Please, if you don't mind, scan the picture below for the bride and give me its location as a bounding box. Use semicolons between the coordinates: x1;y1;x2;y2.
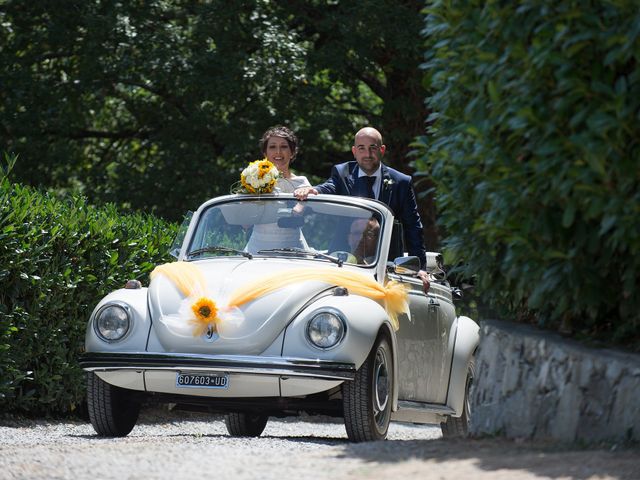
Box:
245;126;311;254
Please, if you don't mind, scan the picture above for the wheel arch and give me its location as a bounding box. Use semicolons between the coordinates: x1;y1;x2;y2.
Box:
446;316;480;416
373;322;400;413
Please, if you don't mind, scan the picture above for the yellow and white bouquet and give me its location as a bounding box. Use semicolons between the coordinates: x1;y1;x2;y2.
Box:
235;158;279;194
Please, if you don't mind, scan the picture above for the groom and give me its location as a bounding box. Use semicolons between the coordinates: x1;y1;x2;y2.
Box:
294;127;430;290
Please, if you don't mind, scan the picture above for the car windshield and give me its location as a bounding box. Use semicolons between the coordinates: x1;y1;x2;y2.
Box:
185;196;383;266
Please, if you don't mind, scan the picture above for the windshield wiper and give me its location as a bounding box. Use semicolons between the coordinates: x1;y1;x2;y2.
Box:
257;247;343;267
187;246;253;259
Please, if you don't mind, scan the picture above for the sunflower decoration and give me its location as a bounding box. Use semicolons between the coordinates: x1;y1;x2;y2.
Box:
189;297;219;337
233;158;279;194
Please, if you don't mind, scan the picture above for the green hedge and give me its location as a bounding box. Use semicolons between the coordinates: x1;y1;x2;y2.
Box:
0;161;178;414
418;2;639;348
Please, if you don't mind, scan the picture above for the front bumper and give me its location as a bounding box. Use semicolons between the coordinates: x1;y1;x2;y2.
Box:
80;351;355;380
81;351;355;398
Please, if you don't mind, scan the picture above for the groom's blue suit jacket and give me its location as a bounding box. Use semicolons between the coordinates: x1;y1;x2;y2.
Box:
315;161;427;269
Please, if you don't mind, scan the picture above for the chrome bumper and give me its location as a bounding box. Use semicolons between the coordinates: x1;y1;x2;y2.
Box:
80;351;356;381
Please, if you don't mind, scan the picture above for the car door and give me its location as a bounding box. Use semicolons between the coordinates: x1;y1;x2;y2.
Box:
392;274;455;404
423;282;456;403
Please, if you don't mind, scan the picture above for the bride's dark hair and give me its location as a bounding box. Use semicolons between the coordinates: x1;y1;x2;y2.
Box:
260;126;298;162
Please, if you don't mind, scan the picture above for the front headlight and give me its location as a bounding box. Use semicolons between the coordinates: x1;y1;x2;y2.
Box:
306;310;346;349
93;303;131;342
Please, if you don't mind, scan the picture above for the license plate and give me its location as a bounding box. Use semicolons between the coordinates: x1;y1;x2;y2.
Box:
176;373;229;389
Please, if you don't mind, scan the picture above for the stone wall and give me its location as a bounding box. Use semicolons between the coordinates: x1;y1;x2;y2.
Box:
470;319;640;443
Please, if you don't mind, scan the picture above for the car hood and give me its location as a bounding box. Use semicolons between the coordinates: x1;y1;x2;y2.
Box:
147;259;353;355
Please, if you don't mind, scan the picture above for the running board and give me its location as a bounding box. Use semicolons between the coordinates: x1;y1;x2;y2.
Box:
391;400;455;424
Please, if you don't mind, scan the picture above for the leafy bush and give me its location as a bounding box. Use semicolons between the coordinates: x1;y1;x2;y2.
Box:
417;2;639;348
0;157;178;414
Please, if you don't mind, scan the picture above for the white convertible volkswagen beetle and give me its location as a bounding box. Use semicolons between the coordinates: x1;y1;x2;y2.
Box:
80;193;479;442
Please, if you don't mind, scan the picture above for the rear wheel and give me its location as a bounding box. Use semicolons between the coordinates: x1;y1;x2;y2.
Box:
224;413;269;437
86;373;140;437
343;334;393;442
441;356;475;438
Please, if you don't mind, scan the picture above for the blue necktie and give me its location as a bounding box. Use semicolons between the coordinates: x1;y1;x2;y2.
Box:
361;176;375;199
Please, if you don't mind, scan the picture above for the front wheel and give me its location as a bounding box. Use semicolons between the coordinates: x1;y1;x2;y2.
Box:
441;356;475;438
224;413;269;437
343;334;393;442
86;373;140;437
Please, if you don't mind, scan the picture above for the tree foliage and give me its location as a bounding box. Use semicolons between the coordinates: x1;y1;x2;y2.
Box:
0;0;430;233
418;1;640;348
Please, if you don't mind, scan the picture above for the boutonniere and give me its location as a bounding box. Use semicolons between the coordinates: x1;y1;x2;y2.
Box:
383;178;395;190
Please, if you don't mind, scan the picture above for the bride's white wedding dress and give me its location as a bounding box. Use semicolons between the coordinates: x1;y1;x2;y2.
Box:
244;175;311;254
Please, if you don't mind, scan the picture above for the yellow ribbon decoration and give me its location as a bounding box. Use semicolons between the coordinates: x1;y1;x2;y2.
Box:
151;262;207;297
151;263;410;331
227;268;408;330
151;262;216;336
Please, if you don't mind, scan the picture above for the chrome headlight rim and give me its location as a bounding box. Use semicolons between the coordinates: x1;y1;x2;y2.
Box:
305;308;347;351
92;301;132;343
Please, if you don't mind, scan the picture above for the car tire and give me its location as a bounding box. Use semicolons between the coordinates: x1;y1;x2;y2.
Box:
343;334;393;442
86;372;140;437
224;413;269;437
441;356;475;438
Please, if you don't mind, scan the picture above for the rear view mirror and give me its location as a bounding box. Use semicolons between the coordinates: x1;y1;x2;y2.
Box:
277;216;305;228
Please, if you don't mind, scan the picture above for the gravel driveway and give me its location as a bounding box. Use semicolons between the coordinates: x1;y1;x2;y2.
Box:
1;408;638;480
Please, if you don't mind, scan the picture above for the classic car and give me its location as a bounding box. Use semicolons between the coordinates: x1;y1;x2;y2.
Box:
79;193;479;442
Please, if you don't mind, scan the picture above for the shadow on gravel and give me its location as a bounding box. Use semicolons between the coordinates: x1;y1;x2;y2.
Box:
69;410;350;445
69;431;347;445
48;408;640;480
261;434;348;445
338;436;640;480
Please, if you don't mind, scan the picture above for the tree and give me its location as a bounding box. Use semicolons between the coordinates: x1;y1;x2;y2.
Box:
418;1;640;348
285;1;437;246
0;0;434;244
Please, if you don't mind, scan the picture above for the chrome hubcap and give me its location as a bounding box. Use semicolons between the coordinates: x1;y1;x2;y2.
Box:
373;348;390;426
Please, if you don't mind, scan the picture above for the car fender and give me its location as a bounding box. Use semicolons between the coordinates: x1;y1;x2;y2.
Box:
84;288;151;352
282;294;394;370
446;315;480;416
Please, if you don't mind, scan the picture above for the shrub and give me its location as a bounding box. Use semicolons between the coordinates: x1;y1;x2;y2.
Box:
417;2;640;348
0;158;178;414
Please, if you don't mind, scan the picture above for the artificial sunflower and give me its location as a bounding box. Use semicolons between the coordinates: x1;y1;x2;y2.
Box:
257;159;272;178
190;297;219;336
240;176;257;193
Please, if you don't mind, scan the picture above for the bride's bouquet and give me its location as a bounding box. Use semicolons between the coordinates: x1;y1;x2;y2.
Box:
232;158;280;194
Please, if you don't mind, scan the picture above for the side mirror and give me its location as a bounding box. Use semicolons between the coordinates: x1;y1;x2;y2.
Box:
390;256;421;275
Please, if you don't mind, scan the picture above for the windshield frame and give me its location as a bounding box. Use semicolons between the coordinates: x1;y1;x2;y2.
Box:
177;194;394;269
